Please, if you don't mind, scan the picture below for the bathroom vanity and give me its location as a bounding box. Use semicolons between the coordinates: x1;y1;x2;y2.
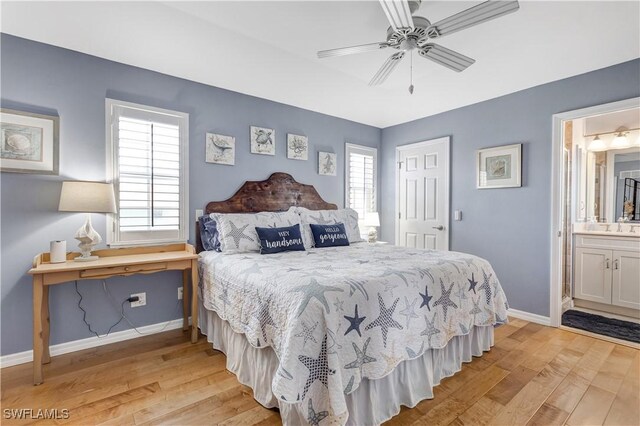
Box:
573;227;640;314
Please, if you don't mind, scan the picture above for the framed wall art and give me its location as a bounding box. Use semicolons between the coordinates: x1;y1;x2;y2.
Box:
0;108;59;174
250;126;275;155
318;151;337;176
287;134;308;160
477;143;522;189
206;133;235;165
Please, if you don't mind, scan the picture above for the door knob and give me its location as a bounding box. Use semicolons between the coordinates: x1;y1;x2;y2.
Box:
432;225;444;231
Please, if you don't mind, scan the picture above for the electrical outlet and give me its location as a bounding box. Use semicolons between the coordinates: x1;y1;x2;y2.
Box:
195;209;203;222
177;287;183;300
130;292;146;308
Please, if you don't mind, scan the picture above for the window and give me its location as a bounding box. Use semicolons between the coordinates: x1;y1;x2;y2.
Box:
106;99;189;246
345;143;377;228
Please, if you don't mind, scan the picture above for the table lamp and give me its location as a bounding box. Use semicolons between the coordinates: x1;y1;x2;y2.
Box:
58;181;116;262
363;212;380;243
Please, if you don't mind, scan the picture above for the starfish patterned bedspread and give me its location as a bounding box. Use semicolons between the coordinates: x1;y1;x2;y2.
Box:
199;243;509;425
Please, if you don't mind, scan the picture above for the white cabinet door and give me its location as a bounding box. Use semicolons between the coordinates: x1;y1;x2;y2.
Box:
574;247;612;304
612;250;640;310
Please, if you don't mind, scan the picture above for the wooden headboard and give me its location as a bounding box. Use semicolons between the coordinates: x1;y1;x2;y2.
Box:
196;172;337;252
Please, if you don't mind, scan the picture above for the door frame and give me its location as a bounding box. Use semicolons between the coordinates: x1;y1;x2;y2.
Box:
549;97;639;327
395;136;451;250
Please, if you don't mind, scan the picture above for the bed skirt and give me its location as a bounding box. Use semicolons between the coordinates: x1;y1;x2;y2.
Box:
198;303;495;425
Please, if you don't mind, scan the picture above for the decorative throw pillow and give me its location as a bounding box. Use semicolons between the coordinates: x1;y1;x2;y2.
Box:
198;214;221;251
255;224;305;254
217;208;300;254
296;207;364;248
310;223;350;247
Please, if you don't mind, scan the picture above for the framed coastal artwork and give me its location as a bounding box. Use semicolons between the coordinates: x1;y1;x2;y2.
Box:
250;126;275;155
318;152;337;176
287;134;308;160
476;143;522;189
206;133;235;165
0;109;59;174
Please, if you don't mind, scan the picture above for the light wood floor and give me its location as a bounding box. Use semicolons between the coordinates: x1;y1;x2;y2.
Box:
1;318;638;425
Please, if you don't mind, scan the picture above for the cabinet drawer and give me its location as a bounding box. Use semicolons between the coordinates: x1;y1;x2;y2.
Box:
80;262;168;278
575;235;640;251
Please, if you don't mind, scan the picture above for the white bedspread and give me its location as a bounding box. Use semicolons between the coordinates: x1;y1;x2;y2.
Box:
199;244;508;425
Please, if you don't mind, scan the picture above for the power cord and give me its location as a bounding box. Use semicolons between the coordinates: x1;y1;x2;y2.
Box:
101;280;182;336
74;280;182;338
74;280;129;338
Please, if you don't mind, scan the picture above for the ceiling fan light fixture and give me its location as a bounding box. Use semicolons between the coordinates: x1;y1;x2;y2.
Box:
588;135;608;152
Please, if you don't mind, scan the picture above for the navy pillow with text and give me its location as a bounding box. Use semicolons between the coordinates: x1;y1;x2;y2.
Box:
310;223;350;248
255;224;305;254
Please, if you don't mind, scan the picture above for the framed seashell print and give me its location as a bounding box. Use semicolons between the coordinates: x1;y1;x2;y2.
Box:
0;108;59;174
476;143;522;189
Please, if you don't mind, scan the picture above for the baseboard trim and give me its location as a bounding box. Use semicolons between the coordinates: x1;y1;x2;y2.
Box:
0;317;191;368
508;308;551;326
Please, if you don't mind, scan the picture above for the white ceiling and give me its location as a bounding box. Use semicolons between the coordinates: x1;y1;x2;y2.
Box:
1;1;639;128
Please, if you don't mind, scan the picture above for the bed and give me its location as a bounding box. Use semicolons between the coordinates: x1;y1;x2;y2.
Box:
196;173;509;425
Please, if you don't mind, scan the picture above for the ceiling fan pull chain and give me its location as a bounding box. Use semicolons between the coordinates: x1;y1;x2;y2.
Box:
409;51;415;94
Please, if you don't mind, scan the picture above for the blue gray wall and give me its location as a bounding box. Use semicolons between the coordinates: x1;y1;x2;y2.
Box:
2;32;639;356
0;34;381;356
380;59;640;317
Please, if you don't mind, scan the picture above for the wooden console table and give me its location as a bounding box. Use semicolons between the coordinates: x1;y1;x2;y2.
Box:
28;243;199;385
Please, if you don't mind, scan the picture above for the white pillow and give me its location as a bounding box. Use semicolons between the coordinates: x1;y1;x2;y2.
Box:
217;208;300;254
296;207;364;248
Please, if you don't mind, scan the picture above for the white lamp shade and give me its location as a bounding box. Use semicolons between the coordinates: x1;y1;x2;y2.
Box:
363;212;380;227
587;135;607;152
59;181;117;213
610;133;630;149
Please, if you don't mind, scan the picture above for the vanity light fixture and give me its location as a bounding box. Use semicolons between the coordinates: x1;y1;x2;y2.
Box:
587;135;607;152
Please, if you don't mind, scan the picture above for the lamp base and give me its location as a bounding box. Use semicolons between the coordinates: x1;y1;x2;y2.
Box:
74;214;102;262
74;255;99;262
367;227;378;243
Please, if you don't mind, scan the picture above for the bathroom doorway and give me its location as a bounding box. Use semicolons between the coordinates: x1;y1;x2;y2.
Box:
550;98;640;343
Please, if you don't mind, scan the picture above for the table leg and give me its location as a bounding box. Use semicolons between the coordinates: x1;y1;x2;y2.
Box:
42;285;51;364
182;270;189;331
190;259;199;343
33;275;44;385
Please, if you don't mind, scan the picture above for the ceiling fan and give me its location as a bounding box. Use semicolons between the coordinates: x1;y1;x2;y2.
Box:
317;0;519;93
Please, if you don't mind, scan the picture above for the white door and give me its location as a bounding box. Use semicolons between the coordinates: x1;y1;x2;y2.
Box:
574;247;612;304
612;250;640;310
396;137;449;250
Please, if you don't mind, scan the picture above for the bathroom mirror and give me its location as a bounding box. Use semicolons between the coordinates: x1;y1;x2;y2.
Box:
571;107;640;223
578;146;640;222
612;150;640;221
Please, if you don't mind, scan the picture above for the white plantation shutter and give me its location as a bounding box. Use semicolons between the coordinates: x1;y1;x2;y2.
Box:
345;144;377;227
106;99;189;246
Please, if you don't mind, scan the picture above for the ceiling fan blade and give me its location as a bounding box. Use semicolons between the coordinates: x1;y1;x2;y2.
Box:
426;1;519;39
369;51;405;86
379;0;415;31
317;42;389;59
419;44;475;72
